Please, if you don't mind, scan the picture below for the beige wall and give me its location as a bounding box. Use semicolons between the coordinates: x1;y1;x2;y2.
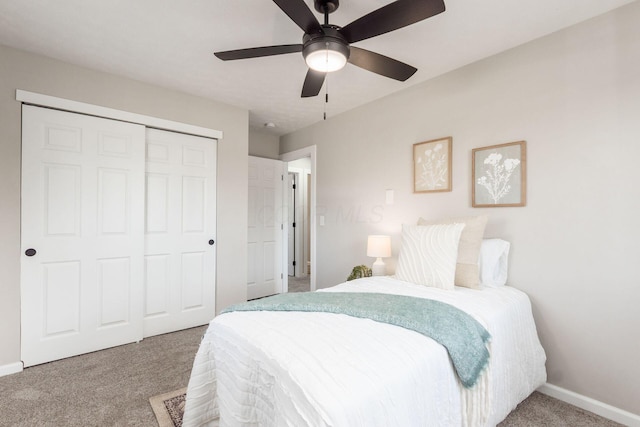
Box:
0;44;248;368
249;128;280;159
281;3;640;416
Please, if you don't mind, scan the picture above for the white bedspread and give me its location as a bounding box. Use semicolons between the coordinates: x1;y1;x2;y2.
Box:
183;277;546;427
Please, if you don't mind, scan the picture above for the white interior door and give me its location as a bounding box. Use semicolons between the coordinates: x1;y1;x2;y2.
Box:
286;160;311;278
144;129;217;337
248;156;285;300
288;173;296;277
21;105;145;367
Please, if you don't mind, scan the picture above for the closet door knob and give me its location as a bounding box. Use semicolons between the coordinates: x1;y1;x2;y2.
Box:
208;239;215;246
25;248;37;257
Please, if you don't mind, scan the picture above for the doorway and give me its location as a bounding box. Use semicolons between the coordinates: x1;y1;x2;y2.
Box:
281;146;317;292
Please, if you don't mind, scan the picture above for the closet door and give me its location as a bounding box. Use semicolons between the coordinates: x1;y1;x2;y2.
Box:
144;129;217;337
21;105;146;367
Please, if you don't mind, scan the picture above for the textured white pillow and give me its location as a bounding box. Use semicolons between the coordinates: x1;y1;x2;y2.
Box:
418;215;488;289
395;223;466;290
478;239;510;287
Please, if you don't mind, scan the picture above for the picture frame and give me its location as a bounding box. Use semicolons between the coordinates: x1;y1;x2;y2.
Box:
413;137;452;193
472;141;526;207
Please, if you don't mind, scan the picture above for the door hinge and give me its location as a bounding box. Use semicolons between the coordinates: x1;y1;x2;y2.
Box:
281;174;284;181
281;273;283;279
293;261;297;266
292;222;296;228
293;183;296;189
281;224;283;230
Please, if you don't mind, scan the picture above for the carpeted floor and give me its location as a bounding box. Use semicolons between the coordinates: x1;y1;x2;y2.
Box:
0;325;207;426
289;274;310;292
499;392;623;426
0;325;624;427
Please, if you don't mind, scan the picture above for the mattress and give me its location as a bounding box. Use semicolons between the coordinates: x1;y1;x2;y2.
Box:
183;276;547;426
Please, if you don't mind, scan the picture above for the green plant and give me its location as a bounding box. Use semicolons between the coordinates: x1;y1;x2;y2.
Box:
347;265;372;281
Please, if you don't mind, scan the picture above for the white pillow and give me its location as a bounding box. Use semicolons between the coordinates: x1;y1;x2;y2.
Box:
478;239;510;287
418;215;488;289
395;223;466;290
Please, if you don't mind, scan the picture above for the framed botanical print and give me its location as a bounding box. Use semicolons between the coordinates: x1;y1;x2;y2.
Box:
413;137;452;193
472;141;526;207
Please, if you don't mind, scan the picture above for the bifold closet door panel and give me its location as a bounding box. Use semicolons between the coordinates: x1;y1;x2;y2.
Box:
21;105;146;367
143;128;217;337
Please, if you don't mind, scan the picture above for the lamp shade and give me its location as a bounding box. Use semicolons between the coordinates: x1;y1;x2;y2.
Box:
367;235;391;258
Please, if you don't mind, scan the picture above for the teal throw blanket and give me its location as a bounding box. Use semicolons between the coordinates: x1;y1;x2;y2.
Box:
222;292;490;388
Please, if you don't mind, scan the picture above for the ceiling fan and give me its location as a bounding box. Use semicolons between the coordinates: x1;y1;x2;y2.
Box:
214;0;446;98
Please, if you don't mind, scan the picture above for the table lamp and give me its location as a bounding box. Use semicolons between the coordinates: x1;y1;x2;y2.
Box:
367;235;391;276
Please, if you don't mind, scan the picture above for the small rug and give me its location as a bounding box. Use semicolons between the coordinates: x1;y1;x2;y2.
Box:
149;388;187;427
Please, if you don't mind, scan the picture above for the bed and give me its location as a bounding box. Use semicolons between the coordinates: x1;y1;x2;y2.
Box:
183;277;546;426
183;220;547;426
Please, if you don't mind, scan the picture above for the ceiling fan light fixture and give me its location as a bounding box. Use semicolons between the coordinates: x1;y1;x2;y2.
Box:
214;0;445;97
303;39;349;73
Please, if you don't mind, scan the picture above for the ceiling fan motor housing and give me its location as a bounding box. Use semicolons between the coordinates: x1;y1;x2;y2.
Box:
302;25;350;63
314;0;339;14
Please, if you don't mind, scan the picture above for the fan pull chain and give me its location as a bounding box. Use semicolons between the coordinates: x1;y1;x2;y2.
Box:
323;42;329;120
324;74;329;120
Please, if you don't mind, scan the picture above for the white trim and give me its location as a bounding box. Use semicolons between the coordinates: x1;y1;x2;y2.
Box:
287;167;308;278
280;145;317;292
282;171;297;280
537;383;640;427
16;90;223;140
0;362;23;377
280;161;289;294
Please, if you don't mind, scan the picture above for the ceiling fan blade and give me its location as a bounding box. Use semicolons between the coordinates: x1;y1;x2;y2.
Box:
348;46;417;81
340;0;445;44
214;44;303;61
273;0;322;34
301;69;326;98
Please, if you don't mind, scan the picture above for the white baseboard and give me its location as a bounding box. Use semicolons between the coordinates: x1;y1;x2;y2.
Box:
538;383;640;427
0;362;23;377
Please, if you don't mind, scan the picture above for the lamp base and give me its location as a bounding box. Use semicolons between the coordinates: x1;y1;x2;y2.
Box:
371;258;386;276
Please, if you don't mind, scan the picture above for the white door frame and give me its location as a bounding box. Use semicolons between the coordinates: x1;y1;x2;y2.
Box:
287;168;309;277
280;146;317;292
16;90;222;139
287;171;298;277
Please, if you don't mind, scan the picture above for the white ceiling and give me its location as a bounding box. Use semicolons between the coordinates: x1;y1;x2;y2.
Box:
0;0;635;135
